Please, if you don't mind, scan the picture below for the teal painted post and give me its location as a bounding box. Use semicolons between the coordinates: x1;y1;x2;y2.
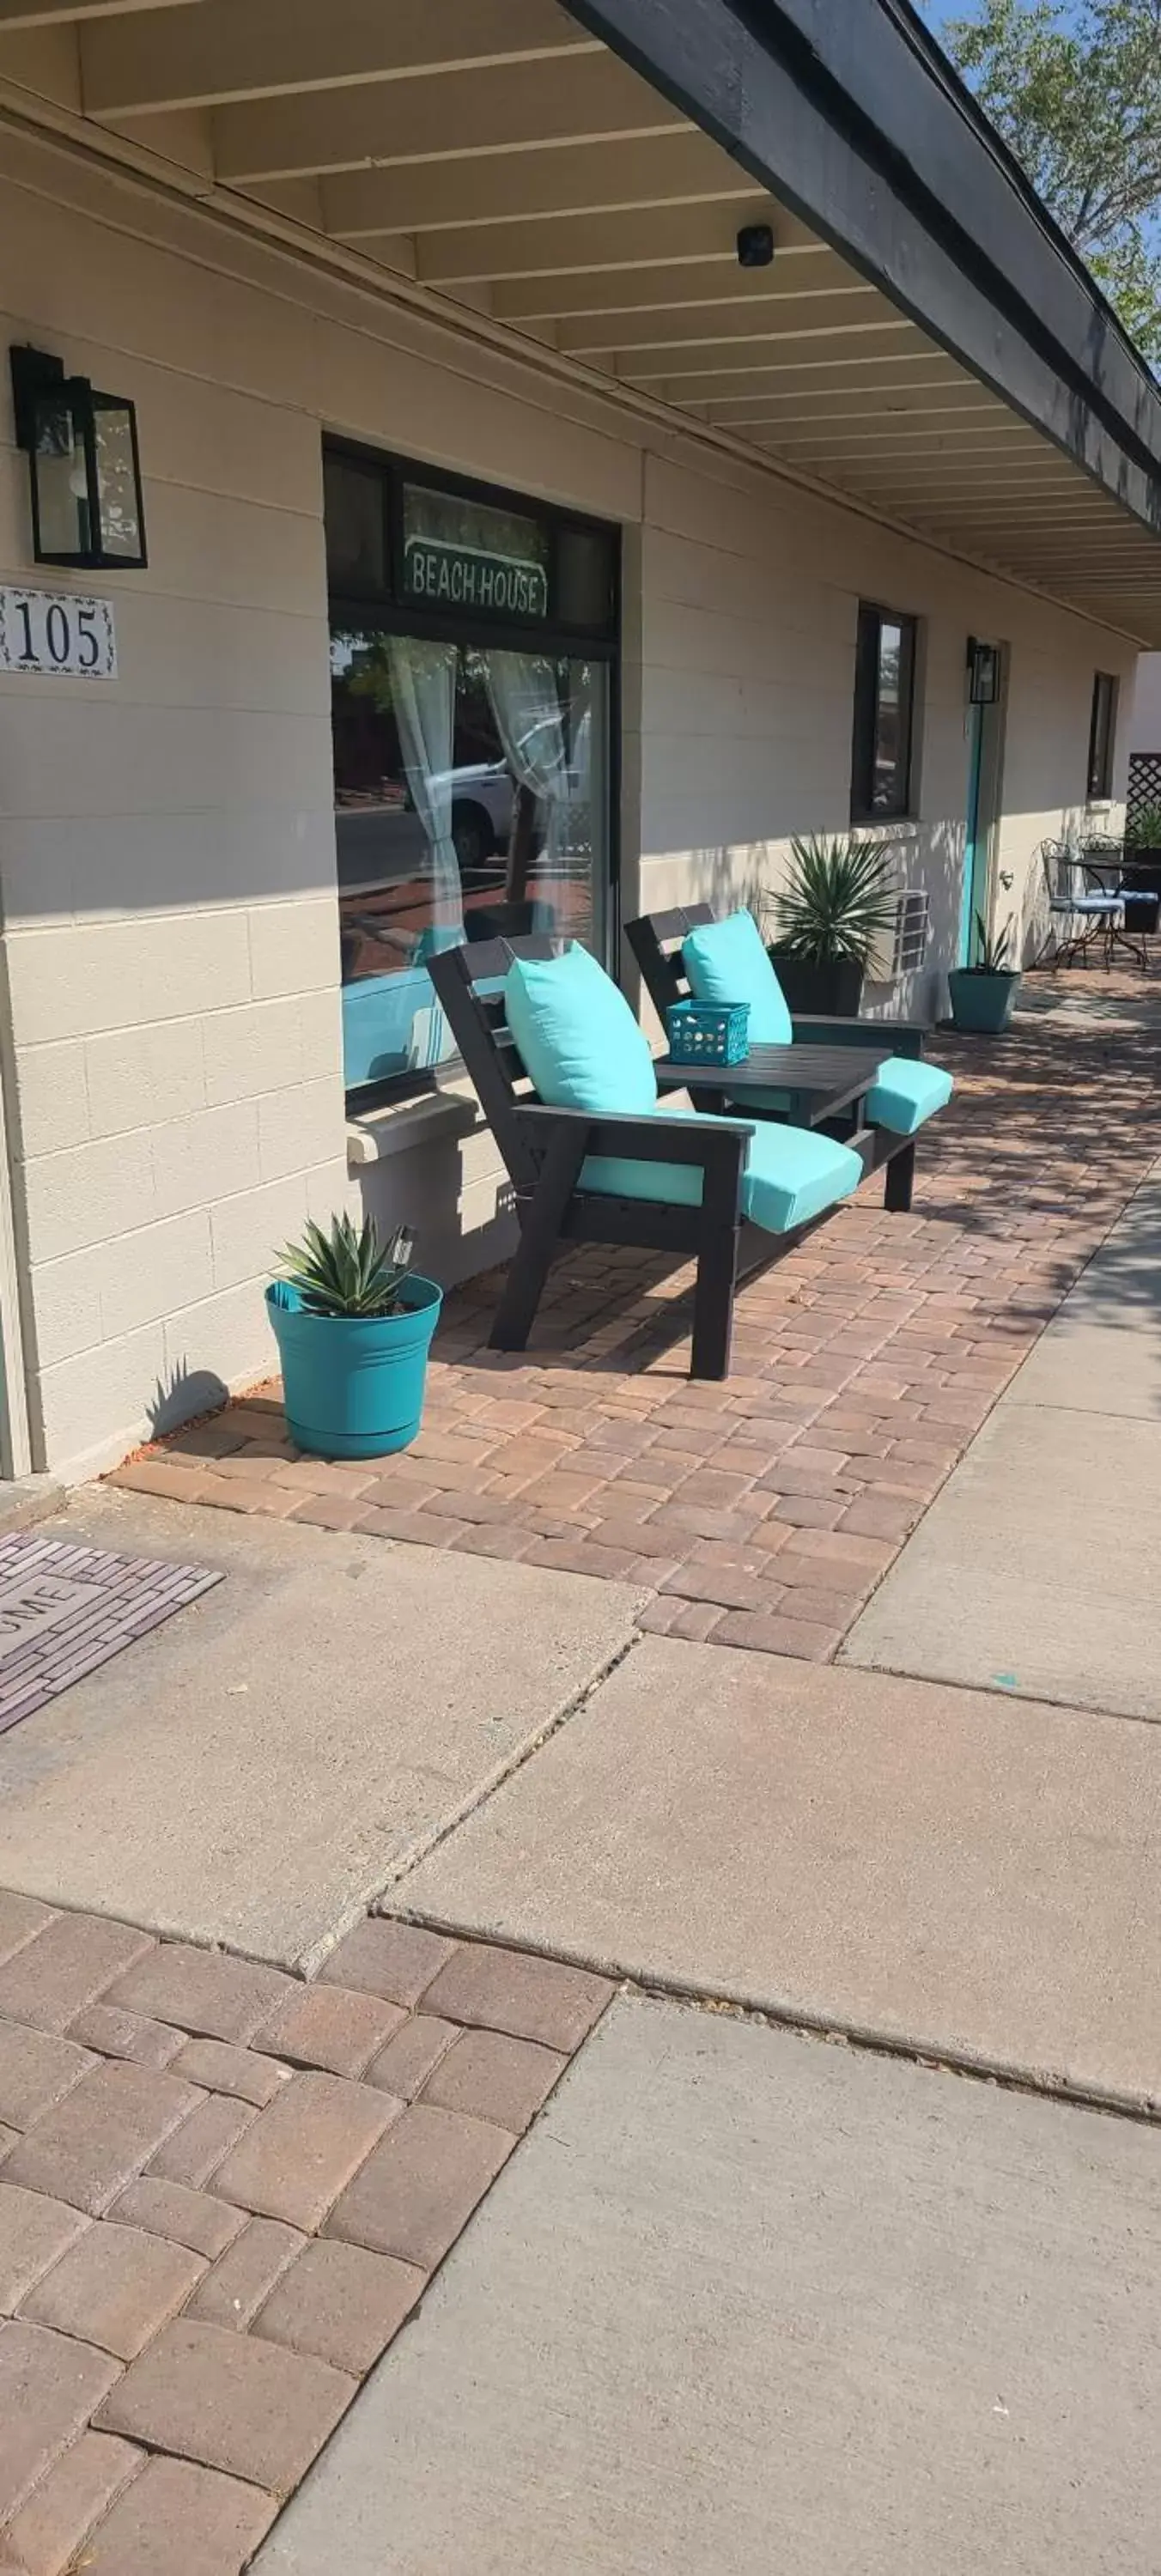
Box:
959;700;985;965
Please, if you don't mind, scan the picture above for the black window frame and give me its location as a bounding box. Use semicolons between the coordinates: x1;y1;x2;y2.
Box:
1086;671;1119;801
325;437;622;1114
325;436;620;653
850;600;918;824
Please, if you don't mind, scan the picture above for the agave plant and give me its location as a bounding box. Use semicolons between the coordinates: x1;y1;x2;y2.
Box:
1127;801;1161;848
772;835;898;966
967;912;1017;975
275;1213;416;1318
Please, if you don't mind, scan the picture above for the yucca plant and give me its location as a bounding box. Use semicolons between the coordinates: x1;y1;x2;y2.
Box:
275;1213;416;1318
966;912;1016;975
773;834;898;966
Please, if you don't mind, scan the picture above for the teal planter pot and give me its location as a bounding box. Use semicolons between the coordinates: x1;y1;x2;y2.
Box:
947;968;1021;1035
266;1274;442;1459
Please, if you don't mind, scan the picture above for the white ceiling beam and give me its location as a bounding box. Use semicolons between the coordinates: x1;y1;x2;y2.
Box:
907;505;1119;529
978;527;1121;545
702;391;999;427
320;131;746;235
772;421;1041;457
212;50;681;183
828;476;1084;506
988;548;1158;566
623;326;924;387
411;200;812;284
491;252;860;320
0;0;196;21
632;343;937;397
568;298;903;356
827;453;1080;481
82;0;595;118
689;360;970;408
921;532;1146;556
811;452;1079;483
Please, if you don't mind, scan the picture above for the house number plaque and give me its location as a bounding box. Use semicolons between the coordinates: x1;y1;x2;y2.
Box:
0;583;118;678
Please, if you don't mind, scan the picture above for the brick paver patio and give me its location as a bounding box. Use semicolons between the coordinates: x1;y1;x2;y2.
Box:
0;1892;613;2573
112;980;1161;1660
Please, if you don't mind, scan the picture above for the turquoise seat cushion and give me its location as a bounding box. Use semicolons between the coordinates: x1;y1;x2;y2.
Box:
866;1056;953;1136
505;944;657;1115
682;910;793;1046
583;1106;862;1236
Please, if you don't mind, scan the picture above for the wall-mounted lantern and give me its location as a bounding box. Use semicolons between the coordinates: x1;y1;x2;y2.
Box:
9;345;147;570
966;636;1000;705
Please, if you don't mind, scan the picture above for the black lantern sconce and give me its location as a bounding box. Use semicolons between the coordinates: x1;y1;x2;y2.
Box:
966;636;1000;705
9;345;147;571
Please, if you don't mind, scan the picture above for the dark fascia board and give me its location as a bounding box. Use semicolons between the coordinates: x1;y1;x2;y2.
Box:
560;0;1161;539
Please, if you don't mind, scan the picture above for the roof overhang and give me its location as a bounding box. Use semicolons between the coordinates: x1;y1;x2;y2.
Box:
1;0;1159;640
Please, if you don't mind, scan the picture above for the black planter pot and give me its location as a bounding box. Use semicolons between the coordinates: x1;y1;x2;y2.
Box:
767;948;865;1017
1123;849;1161;899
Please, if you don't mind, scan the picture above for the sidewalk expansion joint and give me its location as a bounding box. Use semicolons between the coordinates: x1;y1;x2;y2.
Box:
392;1915;1161;2130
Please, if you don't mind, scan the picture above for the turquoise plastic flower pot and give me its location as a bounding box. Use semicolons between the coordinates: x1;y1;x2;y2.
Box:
265;1274;442;1459
947;969;1020;1035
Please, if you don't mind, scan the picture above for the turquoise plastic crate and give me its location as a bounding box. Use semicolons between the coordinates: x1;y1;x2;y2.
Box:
666;999;751;1068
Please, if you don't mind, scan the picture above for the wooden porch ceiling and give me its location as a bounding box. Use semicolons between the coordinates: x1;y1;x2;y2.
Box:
2;0;1160;640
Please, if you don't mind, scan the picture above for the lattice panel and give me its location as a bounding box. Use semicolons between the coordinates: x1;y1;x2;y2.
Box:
1128;752;1161;829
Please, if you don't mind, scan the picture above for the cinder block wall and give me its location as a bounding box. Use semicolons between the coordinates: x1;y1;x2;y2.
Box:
635;448;1134;1010
0;128;1136;1479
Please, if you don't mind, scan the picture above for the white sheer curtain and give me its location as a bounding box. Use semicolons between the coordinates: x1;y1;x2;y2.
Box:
387;637;463;1066
485;652;568;901
387;637;463;948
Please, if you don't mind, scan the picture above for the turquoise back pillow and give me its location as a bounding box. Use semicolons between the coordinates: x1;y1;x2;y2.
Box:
505;943;657;1114
682;909;793;1046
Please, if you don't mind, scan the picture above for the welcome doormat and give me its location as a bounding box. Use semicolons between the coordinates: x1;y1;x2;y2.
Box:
0;1532;222;1737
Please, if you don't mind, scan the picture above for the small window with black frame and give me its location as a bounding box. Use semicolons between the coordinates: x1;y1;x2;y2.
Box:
1087;671;1118;800
325;442;619;1109
851;602;918;822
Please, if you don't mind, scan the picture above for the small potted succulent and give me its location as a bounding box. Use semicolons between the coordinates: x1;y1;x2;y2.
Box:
267;1213;441;1459
766;834;898;1014
947;913;1021;1035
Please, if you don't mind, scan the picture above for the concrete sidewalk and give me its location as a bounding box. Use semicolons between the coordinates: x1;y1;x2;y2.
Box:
847;1158;1161;1716
258;1996;1161;2576
0;1488;644;1969
398;1632;1161;2110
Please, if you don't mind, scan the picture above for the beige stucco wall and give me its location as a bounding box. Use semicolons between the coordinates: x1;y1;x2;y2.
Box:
0;127;1139;1479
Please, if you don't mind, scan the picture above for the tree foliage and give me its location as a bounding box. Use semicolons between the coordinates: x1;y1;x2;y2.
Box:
933;0;1161;359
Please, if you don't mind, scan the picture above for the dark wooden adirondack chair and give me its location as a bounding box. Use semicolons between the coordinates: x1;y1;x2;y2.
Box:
625;902;939;1215
428;935;900;1380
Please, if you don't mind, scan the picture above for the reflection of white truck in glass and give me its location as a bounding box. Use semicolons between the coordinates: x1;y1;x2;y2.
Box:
337;711;592;893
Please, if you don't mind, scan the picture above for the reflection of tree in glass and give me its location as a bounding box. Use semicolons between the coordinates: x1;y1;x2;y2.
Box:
872;624;903;810
94;410;142;560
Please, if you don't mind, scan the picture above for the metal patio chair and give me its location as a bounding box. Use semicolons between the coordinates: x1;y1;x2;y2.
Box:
1039;841;1123;968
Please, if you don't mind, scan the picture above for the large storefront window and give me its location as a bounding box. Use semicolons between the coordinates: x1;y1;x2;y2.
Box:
326;447;617;1103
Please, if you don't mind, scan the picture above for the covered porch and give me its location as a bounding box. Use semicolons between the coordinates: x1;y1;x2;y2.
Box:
117;971;1161;1671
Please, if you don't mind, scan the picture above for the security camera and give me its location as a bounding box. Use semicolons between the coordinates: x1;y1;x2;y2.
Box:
736;223;775;268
